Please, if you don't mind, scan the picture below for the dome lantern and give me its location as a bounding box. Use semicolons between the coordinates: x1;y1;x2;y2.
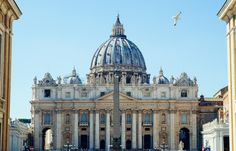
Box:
111;15;126;38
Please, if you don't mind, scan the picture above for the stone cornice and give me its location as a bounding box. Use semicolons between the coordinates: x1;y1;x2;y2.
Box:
218;0;236;22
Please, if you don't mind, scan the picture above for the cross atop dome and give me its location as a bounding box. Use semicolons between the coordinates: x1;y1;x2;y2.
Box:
111;15;126;37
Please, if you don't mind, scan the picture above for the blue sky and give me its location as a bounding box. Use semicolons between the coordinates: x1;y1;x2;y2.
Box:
11;1;227;119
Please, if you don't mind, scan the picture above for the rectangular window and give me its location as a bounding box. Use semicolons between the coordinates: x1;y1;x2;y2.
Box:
126;114;132;124
145;128;150;131
81;128;87;131
65;92;71;98
181;112;187;124
100;92;105;97
43;113;51;125
181;90;188;98
44;89;51;98
126;92;131;96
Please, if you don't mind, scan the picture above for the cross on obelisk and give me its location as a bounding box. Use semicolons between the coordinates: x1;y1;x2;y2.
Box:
112;68;121;150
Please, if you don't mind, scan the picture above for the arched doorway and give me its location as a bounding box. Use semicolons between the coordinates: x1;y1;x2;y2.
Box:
144;135;151;149
81;135;88;149
42;128;53;150
100;139;105;149
126;139;132;149
179;128;190;150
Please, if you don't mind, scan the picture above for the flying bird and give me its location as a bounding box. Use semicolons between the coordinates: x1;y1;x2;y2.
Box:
172;11;182;26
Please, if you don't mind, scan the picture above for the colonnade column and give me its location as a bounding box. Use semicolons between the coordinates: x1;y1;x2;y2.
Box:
138;111;142;149
121;111;126;149
153;110;158;149
89;110;94;149
106;110;110;149
191;110;197;150
73;110;78;148
56;110;62;150
95;110;100;149
169;110;175;150
34;110;40;151
132;110;137;149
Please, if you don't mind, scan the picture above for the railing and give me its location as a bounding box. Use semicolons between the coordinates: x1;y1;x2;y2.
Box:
79;122;89;126
142;121;153;126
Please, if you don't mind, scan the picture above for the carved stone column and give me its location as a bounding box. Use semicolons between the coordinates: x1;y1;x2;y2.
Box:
121;111;126;149
34;110;41;151
56;110;62;150
95;110;100;149
89;110;94;149
132;110;137;149
153;110;158;148
138;110;142;149
73;110;78;148
191;110;197;150
106;110;111;150
169;110;176;150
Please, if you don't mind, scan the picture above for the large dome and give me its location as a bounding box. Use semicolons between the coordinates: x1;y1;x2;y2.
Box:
88;16;150;85
90;15;146;73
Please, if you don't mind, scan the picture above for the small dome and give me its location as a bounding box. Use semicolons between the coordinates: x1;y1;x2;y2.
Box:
153;68;169;84
64;68;82;84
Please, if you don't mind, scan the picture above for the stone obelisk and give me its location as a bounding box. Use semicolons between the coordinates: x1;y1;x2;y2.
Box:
112;71;121;150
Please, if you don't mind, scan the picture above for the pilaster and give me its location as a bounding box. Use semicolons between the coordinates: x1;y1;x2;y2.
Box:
138;110;142;149
106;110;111;149
153;110;158;148
121;110;126;149
95;110;100;149
56;110;62;150
89;109;94;149
132;110;137;149
73;110;78;148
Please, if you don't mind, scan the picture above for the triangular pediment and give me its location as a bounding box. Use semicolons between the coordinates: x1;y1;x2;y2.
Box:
95;92;136;103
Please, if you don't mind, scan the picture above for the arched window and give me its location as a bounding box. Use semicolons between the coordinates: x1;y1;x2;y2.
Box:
181;89;188;97
65;114;70;124
144;112;151;124
127;114;132;124
81;112;88;123
100;113;106;124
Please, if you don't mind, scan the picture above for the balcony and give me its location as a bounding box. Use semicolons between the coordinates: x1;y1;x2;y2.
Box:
79;121;89;126
142;121;152;126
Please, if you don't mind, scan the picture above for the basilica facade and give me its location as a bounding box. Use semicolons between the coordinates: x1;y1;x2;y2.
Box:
31;16;221;151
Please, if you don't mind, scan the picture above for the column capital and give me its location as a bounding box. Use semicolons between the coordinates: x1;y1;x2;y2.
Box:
169;110;177;114
34;109;41;114
105;109;112;113
120;109;126;113
152;109;159;113
192;110;198;114
55;109;62;114
72;109;79;114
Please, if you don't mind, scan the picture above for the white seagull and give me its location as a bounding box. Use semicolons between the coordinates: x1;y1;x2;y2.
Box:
172;11;182;26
